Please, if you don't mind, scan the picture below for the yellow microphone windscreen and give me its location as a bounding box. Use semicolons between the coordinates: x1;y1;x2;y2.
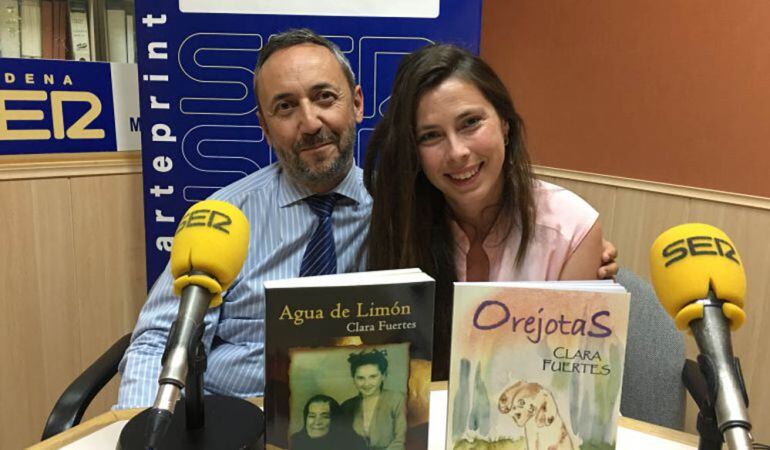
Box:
170;200;250;306
649;223;745;330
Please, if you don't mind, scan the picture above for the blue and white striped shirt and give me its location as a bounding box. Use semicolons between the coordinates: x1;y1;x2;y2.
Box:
116;163;371;408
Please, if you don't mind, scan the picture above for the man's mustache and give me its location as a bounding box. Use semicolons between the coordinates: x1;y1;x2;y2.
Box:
294;130;339;152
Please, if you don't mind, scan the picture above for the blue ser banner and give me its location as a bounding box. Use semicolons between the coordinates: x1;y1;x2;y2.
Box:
136;0;482;288
0;58;140;155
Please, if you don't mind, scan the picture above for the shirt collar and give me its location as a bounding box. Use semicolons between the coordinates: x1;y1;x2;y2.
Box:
278;163;366;207
448;212;510;255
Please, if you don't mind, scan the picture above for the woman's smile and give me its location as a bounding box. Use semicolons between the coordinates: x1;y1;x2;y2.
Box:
445;162;484;185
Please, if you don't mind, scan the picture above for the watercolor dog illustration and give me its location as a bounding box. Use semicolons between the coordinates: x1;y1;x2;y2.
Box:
497;381;579;450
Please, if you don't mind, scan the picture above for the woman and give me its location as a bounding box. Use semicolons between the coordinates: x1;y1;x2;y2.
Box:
290;394;367;450
364;44;606;379
341;349;406;450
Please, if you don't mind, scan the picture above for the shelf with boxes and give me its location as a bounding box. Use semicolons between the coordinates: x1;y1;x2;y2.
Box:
0;0;140;157
1;0;136;62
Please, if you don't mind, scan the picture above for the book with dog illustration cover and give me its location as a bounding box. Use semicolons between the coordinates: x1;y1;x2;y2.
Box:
264;269;435;450
447;281;630;450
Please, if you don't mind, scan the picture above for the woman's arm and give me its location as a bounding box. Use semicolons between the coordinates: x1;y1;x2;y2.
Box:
559;221;604;280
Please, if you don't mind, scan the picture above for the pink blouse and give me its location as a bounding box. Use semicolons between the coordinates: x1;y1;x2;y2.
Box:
451;180;599;282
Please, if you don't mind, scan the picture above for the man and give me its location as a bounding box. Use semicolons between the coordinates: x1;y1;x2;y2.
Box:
117;29;369;408
117;29;618;408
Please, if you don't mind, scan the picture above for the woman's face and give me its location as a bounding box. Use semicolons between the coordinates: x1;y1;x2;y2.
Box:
415;77;508;216
305;401;332;438
353;363;385;398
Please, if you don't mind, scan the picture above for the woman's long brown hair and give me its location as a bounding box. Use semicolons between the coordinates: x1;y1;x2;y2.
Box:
363;44;536;380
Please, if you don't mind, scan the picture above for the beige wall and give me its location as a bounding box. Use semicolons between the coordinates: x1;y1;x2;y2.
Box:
0;153;146;450
481;0;770;197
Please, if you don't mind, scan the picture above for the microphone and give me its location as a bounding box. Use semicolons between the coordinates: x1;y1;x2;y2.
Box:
145;200;250;448
649;223;752;450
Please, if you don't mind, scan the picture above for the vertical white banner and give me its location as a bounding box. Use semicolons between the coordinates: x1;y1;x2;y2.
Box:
110;63;142;151
179;0;440;17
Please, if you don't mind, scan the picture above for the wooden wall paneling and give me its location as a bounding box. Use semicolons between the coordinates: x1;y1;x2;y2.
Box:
0;179;44;449
0;178;81;449
70;173;147;417
32;179;85;431
610;190;690;279
0;151;142;181
686;199;770;443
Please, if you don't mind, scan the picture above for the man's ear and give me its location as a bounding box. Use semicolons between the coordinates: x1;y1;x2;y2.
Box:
353;85;364;124
256;110;272;147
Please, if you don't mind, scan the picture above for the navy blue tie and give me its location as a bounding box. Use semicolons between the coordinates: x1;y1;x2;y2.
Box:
299;194;340;277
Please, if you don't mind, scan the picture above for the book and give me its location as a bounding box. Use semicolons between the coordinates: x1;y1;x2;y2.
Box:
67;0;90;61
264;268;435;450
20;0;42;58
24;0;72;60
447;280;630;450
40;0;51;58
1;0;22;58
52;0;66;59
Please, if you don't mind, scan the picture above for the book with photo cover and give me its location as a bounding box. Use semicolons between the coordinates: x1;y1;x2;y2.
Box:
264;268;435;450
447;280;630;450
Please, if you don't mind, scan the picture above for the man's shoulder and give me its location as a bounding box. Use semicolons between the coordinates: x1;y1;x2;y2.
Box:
335;165;371;206
208;163;281;203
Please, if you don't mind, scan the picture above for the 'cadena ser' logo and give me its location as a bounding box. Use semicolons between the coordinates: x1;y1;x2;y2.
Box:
662;235;740;267
1;72;105;141
175;209;232;235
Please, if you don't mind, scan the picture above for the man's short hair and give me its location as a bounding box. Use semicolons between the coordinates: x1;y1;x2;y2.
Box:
253;28;356;109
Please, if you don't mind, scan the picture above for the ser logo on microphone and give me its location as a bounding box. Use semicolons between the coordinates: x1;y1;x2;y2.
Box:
662;235;739;267
176;208;232;235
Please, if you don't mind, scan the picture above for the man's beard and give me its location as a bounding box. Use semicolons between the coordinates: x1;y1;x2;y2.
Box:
277;124;355;190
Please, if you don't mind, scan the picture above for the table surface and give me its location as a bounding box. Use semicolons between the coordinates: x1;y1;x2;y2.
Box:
27;382;699;450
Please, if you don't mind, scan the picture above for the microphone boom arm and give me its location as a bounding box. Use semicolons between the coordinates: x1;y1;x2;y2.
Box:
156;283;212;411
690;291;752;450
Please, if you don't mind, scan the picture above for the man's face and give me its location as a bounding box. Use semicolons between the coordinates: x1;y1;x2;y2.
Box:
305;401;331;438
256;44;363;193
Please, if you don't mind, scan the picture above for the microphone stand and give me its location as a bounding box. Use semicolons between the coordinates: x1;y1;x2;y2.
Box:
682;359;724;450
691;296;753;450
682;311;753;450
118;325;265;449
184;337;207;431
